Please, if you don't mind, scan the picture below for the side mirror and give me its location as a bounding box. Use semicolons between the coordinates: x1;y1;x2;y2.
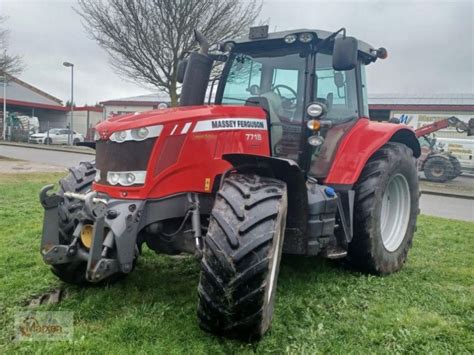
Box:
177;58;188;84
332;37;358;71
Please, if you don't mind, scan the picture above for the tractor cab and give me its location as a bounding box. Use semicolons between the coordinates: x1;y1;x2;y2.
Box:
180;26;388;177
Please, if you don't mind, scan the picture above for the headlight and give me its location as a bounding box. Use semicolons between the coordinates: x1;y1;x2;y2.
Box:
109;125;163;143
306;103;326;118
284;34;297;44
113;130;127;143
106;171;146;186
131;127;149;140
299;32;314;43
308;135;325;147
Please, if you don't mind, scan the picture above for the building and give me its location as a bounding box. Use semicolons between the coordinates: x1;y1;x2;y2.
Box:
368;93;474;135
0;74;68;135
65;107;103;139
100;93;170;118
0;74;103;139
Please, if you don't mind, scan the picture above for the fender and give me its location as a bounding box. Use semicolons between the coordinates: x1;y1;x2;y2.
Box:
222;153;308;238
324;118;420;186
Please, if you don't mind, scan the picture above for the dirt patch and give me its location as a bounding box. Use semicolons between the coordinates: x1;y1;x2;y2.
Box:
26;288;67;308
0;156;65;174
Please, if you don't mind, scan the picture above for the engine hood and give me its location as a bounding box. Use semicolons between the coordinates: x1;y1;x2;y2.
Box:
96;105;266;140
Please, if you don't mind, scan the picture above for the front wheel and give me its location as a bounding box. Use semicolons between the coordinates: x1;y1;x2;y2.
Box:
197;174;287;340
348;142;419;274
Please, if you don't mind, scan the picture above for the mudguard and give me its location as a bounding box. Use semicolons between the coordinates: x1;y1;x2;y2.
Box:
324;118;420;186
222;153;309;242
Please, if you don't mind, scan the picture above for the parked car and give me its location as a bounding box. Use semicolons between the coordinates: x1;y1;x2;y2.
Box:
30;128;85;145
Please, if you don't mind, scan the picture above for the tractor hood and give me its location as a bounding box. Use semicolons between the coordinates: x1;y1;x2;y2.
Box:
96;105;265;139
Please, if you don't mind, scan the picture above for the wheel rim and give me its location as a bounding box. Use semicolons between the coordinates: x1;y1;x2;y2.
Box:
380;173;411;252
431;165;444;177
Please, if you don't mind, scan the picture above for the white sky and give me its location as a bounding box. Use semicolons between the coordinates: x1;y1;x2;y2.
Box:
1;0;473;105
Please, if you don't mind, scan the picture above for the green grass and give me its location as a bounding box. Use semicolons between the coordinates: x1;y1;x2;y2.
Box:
0;173;473;353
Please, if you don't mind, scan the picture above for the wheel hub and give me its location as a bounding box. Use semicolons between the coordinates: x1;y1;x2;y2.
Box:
380;174;411;252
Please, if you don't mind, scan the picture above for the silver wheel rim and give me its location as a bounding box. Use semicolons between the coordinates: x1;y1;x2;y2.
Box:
267;221;282;304
380;173;411;252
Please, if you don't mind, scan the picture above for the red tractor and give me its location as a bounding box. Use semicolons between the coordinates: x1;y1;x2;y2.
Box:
40;27;422;340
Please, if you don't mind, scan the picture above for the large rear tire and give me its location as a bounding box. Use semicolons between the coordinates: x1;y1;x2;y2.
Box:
197;174;287;340
51;161;96;285
348;142;419;274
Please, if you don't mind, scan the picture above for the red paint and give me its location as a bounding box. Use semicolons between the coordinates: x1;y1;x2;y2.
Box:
324;118;417;185
93;105;270;199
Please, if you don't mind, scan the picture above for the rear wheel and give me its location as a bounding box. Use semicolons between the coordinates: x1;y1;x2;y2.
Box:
348;142;419;274
447;155;462;180
197;174;287;340
423;156;452;182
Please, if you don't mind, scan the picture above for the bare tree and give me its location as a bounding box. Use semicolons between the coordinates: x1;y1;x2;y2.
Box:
0;16;24;77
77;0;262;106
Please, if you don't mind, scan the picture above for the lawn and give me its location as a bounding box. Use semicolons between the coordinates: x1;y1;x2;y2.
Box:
0;173;473;353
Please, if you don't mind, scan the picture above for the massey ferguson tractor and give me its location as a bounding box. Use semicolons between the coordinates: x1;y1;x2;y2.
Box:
40;26;426;340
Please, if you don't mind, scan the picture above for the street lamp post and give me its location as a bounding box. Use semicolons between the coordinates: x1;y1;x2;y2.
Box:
63;61;74;145
2;73;6;141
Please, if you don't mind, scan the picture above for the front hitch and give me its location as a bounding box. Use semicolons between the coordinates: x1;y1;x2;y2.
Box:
40;186;144;283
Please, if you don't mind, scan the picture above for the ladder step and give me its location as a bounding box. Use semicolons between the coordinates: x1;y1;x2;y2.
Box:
321;246;348;259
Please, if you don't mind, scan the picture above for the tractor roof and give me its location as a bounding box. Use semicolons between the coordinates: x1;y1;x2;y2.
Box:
224;28;379;64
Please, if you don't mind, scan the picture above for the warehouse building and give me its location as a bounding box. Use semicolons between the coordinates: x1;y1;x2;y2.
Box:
0;74;67;134
0;74;102;139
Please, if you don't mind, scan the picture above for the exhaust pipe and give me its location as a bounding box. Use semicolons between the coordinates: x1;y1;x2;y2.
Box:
179;30;214;106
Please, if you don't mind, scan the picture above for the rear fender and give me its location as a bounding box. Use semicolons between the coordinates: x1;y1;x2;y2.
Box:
223;153;308;237
324;119;420;186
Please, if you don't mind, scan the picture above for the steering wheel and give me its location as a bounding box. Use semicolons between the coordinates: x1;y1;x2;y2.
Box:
272;84;298;110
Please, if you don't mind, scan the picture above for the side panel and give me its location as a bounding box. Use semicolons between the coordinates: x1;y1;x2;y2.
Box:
324;118;420;185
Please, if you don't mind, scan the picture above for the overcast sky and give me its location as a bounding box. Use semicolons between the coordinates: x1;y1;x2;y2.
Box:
1;0;473;105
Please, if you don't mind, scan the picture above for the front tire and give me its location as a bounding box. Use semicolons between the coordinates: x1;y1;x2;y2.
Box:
51;161;96;284
348;142;419;274
197;174;287;340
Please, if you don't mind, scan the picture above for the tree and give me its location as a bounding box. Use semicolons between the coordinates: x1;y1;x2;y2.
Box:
77;0;262;106
0;16;24;77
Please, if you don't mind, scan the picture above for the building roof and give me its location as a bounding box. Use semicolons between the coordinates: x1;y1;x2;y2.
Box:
100;93;170;106
368;93;474;106
368;94;474;112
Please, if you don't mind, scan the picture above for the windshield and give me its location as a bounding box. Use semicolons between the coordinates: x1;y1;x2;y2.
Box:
220;50;358;123
49;129;61;134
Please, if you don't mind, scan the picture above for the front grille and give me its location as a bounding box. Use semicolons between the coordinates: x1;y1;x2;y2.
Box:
95;139;156;184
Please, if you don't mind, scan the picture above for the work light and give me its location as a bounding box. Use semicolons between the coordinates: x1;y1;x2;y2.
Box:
284;34;297;44
298;32;314;43
306;103;325;118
